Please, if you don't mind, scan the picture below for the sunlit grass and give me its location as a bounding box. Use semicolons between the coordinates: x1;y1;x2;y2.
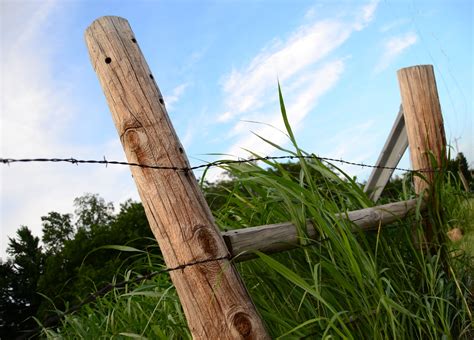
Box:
43;85;473;339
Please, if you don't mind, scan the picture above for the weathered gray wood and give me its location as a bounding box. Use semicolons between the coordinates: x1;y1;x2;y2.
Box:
85;16;269;339
364;106;408;202
223;199;422;261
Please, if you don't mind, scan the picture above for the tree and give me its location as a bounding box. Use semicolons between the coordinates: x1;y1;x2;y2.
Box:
446;152;473;191
7;226;44;287
41;212;74;255
74;193;114;232
0;260;17;339
37;196;158;321
1;227;44;337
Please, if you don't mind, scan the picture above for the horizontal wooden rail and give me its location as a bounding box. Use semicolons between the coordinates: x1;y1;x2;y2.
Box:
222;199;423;261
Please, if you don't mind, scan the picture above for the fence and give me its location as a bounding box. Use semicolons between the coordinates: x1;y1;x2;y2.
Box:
83;16;446;339
3;15;447;339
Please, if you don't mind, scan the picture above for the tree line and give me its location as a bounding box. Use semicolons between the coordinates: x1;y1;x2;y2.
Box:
0;194;156;338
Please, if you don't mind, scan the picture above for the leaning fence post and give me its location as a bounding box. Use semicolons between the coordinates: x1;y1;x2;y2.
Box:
85;16;269;339
397;65;447;244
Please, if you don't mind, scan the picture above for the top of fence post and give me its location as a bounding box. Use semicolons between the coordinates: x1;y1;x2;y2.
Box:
85;16;269;339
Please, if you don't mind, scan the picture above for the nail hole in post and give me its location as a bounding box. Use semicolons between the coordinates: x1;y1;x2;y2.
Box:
131;38;137;43
105;57;112;64
159;98;164;105
149;74;154;80
179;147;184;153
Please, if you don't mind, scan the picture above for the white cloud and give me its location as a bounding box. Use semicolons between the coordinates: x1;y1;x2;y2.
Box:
379;18;410;33
220;19;353;120
226;60;345;157
217;111;233;123
165;82;190;110
354;0;380;31
204;60;346;182
0;3;138;259
375;32;418;73
208;1;379;183
304;7;317;20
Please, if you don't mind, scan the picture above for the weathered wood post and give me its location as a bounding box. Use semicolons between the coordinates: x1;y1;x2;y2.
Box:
85;16;269;339
397;65;446;194
397;65;447;245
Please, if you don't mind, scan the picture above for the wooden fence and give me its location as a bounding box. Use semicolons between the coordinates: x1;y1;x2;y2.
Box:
85;16;446;339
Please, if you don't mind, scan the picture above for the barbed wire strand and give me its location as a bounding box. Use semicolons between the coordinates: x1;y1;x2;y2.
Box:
0;155;438;173
19;254;231;339
22;234;339;338
8;154;438;338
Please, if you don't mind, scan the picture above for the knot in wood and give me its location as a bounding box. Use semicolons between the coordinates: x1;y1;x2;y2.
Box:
193;225;218;257
122;127;151;163
232;312;253;338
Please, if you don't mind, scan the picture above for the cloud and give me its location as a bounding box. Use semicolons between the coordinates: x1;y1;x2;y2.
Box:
375;32;418;73
217;111;233;123
354;0;380;31
164;82;190;110
220;19;353;121
379;18;410;33
204;60;346;182
226;60;345;156
0;3;138;259
208;1;379;182
1;0;57;53
304;6;318;20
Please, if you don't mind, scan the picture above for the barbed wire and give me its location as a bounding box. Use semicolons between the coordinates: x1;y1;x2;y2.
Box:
21;233;339;339
20;254;231;339
2;153;437;337
0;155;438;173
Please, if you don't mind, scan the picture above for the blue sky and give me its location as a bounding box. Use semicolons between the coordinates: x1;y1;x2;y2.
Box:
1;0;472;259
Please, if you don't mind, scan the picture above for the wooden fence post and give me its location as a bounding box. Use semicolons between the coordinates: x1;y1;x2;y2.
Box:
397;65;446;194
397;65;447;244
85;16;269;339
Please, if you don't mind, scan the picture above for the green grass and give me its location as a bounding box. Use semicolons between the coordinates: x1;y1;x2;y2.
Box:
457;199;474;256
40;250;191;339
42;86;473;339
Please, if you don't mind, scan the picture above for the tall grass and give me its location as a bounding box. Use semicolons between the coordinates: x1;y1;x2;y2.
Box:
212;86;473;338
43;86;472;339
39;246;191;339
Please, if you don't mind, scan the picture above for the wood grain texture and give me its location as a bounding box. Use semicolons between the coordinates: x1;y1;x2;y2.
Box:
85;16;269;339
223;199;423;261
397;65;446;194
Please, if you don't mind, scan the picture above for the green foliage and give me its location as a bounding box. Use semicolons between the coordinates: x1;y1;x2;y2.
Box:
46;85;471;338
41;212;73;255
1;227;44;338
0;260;18;338
0;193;161;338
3;88;473;339
41;257;190;339
37;196;158;320
74;193;115;232
210;88;473;338
449;152;473;191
